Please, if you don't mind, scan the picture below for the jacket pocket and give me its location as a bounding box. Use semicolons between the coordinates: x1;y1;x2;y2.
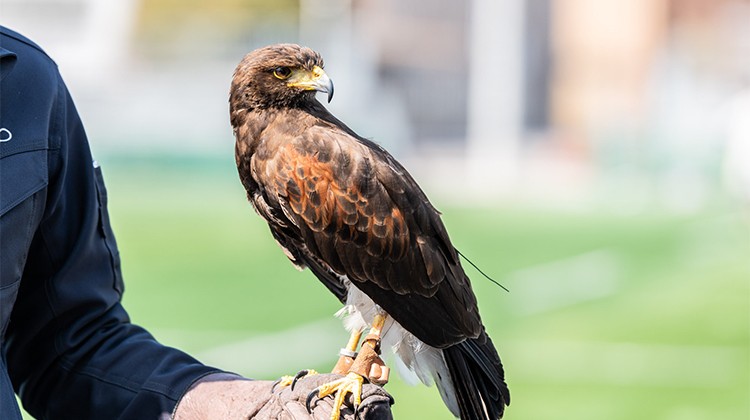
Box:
0;146;48;217
0;148;48;331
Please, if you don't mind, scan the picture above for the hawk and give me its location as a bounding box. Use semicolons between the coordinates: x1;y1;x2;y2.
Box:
230;44;510;420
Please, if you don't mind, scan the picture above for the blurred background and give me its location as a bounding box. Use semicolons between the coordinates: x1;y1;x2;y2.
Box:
3;0;749;419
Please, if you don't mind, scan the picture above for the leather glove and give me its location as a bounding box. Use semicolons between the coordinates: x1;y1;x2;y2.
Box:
173;372;393;420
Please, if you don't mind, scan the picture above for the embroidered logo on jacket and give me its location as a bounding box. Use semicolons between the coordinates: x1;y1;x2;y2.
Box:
0;128;11;142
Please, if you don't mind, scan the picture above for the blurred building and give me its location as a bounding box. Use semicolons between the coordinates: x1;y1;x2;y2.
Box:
2;0;748;208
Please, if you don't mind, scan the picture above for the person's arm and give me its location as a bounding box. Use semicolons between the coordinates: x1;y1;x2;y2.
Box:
4;56;221;418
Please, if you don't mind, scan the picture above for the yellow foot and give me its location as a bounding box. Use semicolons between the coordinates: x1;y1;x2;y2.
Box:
306;372;364;420
272;369;318;391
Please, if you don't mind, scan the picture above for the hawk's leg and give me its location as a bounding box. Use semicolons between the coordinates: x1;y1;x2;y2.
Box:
307;312;391;420
351;312;390;386
331;328;363;375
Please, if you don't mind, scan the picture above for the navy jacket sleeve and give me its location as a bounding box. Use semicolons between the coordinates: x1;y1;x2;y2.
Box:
1;27;220;419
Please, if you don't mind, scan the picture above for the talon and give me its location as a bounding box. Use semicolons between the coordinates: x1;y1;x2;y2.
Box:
291;369;318;390
306;387;321;413
273;368;319;392
272;375;294;392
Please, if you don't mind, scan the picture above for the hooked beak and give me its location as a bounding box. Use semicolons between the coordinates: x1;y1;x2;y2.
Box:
287;65;334;103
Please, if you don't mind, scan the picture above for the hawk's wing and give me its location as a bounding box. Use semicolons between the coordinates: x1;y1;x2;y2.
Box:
248;117;482;348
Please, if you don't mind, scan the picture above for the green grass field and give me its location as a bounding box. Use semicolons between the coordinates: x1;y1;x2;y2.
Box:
23;155;750;419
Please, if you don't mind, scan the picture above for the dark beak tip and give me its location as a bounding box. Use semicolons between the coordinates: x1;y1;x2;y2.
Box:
327;82;334;103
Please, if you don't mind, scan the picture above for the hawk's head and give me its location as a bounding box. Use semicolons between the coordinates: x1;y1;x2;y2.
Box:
230;43;333;111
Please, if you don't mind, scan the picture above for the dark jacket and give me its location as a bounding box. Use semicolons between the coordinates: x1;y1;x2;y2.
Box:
0;26;219;419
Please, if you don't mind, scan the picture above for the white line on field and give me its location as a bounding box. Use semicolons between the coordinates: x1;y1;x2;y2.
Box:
505;249;624;315
194;318;347;379
505;339;747;388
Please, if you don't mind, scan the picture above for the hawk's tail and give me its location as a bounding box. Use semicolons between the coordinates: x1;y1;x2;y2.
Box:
442;329;510;419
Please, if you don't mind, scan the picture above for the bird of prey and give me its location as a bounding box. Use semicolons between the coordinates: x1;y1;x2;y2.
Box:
230;44;510;420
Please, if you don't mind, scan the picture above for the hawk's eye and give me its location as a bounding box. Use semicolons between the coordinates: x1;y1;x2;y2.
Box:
273;67;292;80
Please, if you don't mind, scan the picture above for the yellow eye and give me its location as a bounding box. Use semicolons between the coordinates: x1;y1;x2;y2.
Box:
273;67;292;79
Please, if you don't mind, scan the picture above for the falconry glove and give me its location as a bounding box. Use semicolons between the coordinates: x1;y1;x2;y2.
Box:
172;373;393;420
255;373;393;420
